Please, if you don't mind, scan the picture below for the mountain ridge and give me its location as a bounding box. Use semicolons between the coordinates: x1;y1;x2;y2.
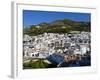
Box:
23;19;90;36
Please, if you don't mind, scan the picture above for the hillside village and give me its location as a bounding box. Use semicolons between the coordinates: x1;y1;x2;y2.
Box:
23;19;91;68
23;32;91;68
23;32;90;57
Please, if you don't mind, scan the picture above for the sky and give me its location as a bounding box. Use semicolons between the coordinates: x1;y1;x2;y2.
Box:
23;10;91;27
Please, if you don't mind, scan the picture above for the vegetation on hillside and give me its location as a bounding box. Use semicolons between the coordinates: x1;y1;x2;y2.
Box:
23;19;90;36
23;59;56;69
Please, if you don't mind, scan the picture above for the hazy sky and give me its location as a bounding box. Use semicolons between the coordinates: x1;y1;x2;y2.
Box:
23;10;91;27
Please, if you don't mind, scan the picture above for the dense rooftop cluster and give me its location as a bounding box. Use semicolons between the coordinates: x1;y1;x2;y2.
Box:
23;32;90;57
23;32;91;68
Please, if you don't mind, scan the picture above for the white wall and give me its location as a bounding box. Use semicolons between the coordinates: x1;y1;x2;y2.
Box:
0;0;100;80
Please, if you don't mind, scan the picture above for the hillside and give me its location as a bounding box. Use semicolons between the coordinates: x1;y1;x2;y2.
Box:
23;19;90;36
